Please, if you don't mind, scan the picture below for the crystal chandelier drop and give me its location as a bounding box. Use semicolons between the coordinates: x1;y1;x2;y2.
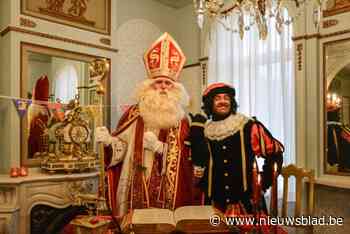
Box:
193;0;328;40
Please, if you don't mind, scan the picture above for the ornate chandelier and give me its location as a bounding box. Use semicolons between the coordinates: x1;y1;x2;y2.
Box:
193;0;328;40
326;92;342;112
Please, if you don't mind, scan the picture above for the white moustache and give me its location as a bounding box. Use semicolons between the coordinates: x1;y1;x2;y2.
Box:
139;89;185;129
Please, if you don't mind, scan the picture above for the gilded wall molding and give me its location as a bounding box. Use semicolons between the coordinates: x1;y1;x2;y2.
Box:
292;29;350;41
320;29;350;39
198;57;208;87
0;27;11;36
19;17;37;28
200;61;208;87
296;44;303;71
20;0;111;35
183;57;208;69
292;33;320;41
322;19;339;28
183;62;200;69
323;1;350;17
0;26;118;53
99;37;111;45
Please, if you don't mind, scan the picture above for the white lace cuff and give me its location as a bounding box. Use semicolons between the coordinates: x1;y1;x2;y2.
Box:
109;137;127;168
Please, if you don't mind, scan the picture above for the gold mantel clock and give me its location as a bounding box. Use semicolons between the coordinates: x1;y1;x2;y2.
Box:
41;103;98;173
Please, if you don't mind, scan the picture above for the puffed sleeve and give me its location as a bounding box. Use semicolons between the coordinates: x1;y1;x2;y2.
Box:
250;120;284;191
250;121;284;156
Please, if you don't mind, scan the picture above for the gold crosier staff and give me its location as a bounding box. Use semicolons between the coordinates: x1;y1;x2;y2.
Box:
68;59;123;233
91;58;109;209
91;59;123;233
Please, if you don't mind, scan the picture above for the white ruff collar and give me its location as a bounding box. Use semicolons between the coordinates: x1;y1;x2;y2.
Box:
204;113;250;141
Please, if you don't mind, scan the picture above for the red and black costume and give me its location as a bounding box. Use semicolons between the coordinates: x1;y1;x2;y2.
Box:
190;83;284;215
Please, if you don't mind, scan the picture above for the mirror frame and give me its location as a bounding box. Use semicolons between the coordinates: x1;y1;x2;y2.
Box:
323;37;350;176
20;42;111;167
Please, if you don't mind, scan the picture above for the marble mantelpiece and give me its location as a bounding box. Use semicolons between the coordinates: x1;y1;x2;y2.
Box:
0;171;99;234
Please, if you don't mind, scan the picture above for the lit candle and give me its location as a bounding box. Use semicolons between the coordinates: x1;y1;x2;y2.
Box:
274;162;278;173
271;162;278;217
252;161;258;204
256;174;261;206
252;161;257;181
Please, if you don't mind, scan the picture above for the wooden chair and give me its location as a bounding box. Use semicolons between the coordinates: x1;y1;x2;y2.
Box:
271;164;315;233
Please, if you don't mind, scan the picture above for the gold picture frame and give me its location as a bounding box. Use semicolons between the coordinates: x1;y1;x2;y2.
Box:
323;38;350;176
20;42;111;167
21;0;111;35
323;0;350;17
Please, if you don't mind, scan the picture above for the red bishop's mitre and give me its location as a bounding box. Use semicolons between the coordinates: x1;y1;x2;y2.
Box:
143;32;186;82
33;75;49;102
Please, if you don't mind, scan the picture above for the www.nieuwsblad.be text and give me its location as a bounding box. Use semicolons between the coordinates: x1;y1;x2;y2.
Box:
209;215;344;227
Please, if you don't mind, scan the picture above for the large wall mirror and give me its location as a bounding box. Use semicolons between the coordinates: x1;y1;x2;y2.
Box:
324;38;350;176
21;42;110;167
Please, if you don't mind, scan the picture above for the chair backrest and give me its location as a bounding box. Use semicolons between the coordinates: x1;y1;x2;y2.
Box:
275;164;315;217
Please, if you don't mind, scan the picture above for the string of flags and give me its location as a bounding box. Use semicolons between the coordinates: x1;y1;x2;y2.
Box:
0;95;132;118
12;99;32;118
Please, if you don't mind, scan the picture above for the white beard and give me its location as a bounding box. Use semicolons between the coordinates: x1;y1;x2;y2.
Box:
137;81;189;129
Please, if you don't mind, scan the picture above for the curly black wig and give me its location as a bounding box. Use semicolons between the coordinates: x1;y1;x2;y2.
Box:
202;85;238;118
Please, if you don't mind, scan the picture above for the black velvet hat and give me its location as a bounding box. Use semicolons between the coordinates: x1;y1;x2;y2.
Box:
202;82;235;102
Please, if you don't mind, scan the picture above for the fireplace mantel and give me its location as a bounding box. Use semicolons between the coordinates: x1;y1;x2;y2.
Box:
0;171;99;234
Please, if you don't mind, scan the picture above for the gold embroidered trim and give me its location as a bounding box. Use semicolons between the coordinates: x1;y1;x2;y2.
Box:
332;128;340;162
143;176;150;207
259;128;266;156
240;129;247;192
208;142;213;198
130;170;134;209
115;107;139;135
164;126;180;209
172;122;183;208
191;122;204;127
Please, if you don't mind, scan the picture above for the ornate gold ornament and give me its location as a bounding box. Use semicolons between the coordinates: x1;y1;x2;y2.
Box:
323;19;339;28
40;97;98;173
100;37;111;45
39;0;95;26
20;17;37;28
89;58;110;82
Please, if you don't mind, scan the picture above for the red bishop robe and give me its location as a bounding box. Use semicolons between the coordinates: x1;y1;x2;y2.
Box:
105;105;195;217
28;108;50;158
